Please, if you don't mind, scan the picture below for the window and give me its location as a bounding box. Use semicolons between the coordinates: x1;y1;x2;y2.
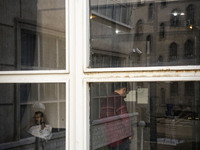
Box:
171;9;180;27
0;0;67;149
146;35;152;55
0;83;66;143
170;82;178;96
136;19;143;35
19;27;65;70
74;0;200;149
89;1;200;68
184;39;194;59
0;1;66;71
159;23;165;38
169;42;178;61
1;0;200;150
161;88;166;104
186;4;195;25
90;0;132;25
161;0;167;7
184;82;194;96
90;81;200;150
148;3;154;20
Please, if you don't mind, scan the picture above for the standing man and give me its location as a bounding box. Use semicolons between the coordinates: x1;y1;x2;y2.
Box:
100;82;133;150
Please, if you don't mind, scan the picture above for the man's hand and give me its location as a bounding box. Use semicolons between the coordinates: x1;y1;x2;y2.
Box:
24;117;35;131
40;117;46;130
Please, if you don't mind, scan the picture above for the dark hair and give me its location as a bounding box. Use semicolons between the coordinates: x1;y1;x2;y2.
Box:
113;82;128;90
35;111;44;117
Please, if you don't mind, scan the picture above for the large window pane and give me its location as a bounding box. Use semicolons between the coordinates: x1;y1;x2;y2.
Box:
0;0;65;71
0;83;66;149
89;0;200;68
90;82;200;150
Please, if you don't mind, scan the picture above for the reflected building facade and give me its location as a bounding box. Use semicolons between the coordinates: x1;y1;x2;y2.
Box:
89;1;200;150
90;0;200;67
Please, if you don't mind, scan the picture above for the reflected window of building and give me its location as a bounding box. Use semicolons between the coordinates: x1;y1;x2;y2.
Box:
159;23;165;38
146;35;152;54
184;82;194;96
161;0;167;7
169;42;178;61
148;3;154;20
171;9;180;26
186;4;195;25
184;39;194;59
136;19;143;35
21;29;37;68
98;2;106;16
158;55;164;63
19;27;65;70
170;82;178;96
90;53;126;68
161;88;166;104
90;0;131;25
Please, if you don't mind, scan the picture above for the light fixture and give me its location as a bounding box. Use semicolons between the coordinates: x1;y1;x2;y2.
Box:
173;12;178;16
90;15;95;19
115;29;120;34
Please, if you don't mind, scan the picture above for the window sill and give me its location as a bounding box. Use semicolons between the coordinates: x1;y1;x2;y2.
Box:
0;130;65;149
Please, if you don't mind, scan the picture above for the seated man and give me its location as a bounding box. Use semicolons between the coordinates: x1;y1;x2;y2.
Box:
25;111;52;140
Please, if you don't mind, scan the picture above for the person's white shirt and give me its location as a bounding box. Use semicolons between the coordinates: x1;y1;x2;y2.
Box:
28;124;52;140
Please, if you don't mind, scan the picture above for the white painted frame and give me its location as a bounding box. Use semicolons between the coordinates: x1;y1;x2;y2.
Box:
1;0;199;150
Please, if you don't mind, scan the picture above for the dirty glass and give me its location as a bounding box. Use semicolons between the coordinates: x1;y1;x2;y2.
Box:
90;82;200;150
0;0;65;70
0;83;66;149
89;0;200;68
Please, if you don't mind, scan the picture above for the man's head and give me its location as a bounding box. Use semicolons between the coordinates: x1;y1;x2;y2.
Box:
114;82;129;96
34;111;44;125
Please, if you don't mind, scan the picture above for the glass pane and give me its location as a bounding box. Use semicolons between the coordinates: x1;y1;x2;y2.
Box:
89;0;200;68
90;82;200;150
0;105;14;143
0;0;65;71
0;83;66;150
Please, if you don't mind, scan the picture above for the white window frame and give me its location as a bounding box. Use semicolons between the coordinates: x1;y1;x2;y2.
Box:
1;0;199;150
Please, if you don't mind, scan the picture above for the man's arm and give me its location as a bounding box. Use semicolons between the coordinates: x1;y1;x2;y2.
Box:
115;97;133;137
24;117;35;131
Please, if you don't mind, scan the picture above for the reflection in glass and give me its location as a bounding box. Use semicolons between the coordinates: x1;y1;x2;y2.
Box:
0;0;65;70
0;83;66;149
184;39;194;59
90;82;200;150
160;23;165;39
169;42;178;61
89;0;200;68
186;4;194;25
